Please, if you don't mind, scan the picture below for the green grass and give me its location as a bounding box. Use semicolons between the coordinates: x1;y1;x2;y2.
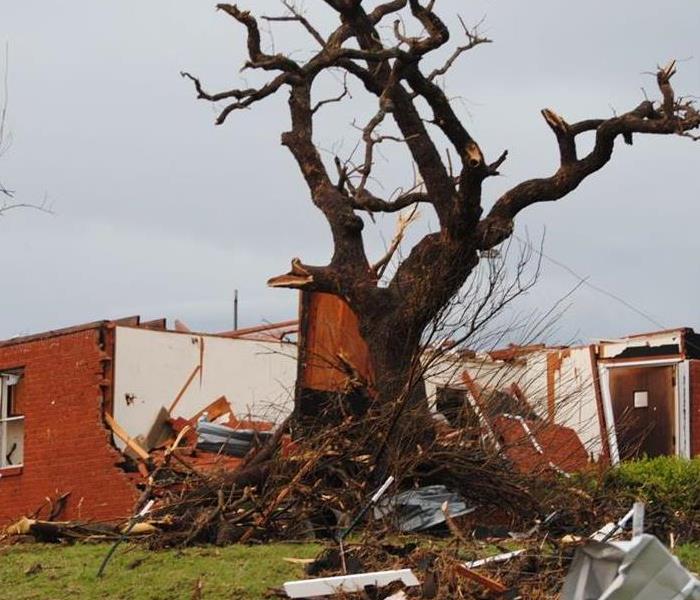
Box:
0;542;322;600
676;543;700;574
0;536;522;599
3;539;700;599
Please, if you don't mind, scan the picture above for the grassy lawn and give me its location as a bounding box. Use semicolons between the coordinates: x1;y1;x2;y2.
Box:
2;540;699;599
0;542;322;600
676;543;700;574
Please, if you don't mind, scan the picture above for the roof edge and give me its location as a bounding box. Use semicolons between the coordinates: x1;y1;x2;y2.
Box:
0;316;140;349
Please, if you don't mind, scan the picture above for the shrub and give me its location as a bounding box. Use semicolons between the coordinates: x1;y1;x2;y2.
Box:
601;456;700;542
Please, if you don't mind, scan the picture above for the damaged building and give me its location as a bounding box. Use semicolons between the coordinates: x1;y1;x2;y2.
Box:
4;295;700;526
0;316;297;523
428;327;700;467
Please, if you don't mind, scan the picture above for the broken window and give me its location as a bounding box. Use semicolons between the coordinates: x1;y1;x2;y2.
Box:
0;371;23;469
436;387;480;430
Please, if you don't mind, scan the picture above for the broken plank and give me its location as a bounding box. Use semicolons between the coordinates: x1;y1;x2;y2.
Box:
190;395;233;423
283;569;419;598
282;558;315;565
104;413;150;461
168;364;201;415
454;563;507;594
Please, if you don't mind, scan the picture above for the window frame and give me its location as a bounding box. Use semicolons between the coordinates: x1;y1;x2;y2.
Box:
0;371;24;469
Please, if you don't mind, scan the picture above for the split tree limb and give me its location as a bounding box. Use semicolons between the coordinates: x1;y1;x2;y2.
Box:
477;66;700;250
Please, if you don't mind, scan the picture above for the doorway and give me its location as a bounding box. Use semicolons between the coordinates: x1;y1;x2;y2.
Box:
608;365;675;459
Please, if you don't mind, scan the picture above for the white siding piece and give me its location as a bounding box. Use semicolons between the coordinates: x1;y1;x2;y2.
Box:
283;569;420;598
465;550;525;568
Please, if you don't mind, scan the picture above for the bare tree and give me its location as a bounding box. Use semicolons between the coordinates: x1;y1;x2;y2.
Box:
183;2;699;426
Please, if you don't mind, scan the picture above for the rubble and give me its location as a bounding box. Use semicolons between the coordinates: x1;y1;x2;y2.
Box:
3;402;698;599
2;305;699;598
562;510;700;600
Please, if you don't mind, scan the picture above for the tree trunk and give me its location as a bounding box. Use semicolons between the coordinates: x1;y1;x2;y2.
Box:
357;310;436;475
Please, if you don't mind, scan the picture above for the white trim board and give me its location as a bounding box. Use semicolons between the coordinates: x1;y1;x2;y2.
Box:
598;365;621;465
601;358;682;369
283;570;420;598
678;361;691;458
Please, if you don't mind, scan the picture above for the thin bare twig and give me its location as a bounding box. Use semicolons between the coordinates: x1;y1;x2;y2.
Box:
262;1;326;47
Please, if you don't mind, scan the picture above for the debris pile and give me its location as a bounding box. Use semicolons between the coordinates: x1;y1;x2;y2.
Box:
136;397;540;548
280;540;572;599
271;500;700;599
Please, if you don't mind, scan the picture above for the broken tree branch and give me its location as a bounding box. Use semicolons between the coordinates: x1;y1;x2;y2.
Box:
372;205;420;278
477;62;700;250
427;15;491;82
216;4;302;73
312;73;349;114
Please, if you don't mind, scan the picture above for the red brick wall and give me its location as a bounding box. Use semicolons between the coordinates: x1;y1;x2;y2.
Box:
690;360;700;457
0;326;139;524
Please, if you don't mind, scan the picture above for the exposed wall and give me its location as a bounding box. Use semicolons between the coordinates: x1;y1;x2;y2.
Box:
426;346;604;458
0;326;138;524
544;347;602;457
112;327;297;440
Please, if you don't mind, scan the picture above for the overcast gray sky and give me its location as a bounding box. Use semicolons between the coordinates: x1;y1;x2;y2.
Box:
1;1;698;344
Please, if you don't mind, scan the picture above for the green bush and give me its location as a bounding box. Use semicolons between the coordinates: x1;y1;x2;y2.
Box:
602;456;700;542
